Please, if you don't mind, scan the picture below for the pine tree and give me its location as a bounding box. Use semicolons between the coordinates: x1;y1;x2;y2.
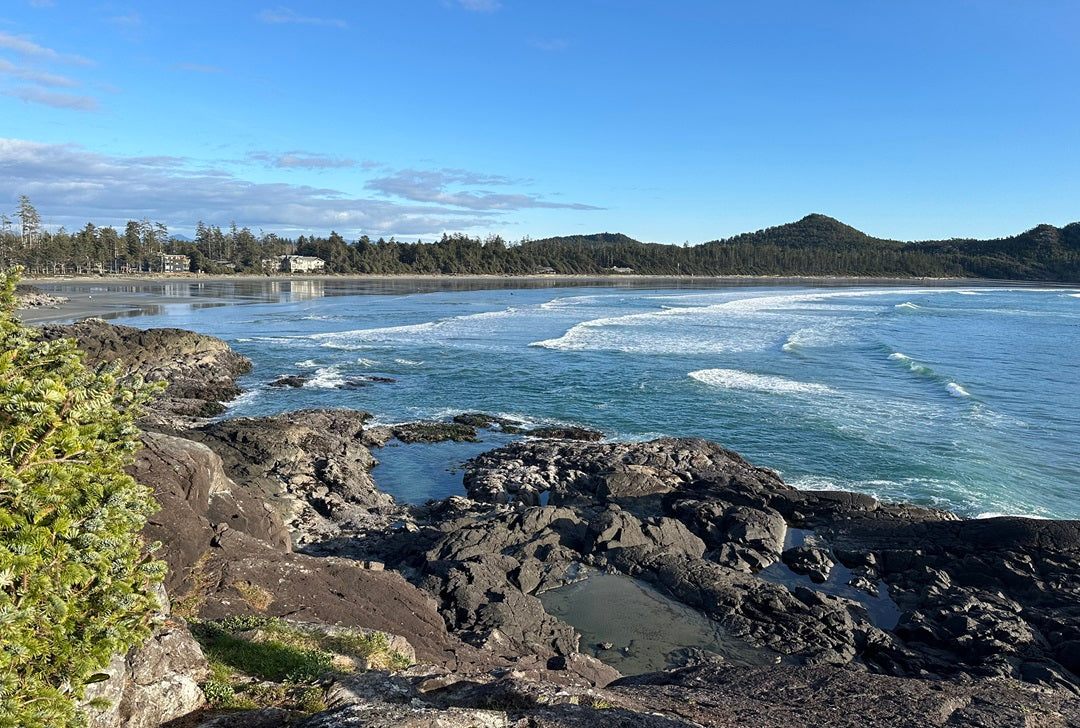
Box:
0;268;165;727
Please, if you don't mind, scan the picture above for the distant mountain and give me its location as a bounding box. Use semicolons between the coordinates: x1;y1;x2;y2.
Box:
706;213;902;250
525;232;646;248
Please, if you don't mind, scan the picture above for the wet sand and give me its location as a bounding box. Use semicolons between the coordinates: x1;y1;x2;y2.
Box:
15;272;978;326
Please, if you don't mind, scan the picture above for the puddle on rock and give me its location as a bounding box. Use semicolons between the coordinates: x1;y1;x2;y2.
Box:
759;527;901;630
539;570;778;675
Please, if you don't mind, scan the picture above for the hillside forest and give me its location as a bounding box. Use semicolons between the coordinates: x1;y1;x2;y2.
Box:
3;196;1078;282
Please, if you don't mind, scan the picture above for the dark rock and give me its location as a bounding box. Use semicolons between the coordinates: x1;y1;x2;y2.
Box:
132;431;289;597
267;374;309;388
453;412;527;433
199;527;496;673
190;409;398;546
39;318;251;428
782;544;835;583
609;663;1080;727
393;421;479;443
527;426;605;442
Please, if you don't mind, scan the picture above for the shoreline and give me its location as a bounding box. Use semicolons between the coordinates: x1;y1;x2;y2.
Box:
17;272;1070;326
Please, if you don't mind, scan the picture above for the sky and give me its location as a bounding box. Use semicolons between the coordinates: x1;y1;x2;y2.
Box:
1;1;1078;244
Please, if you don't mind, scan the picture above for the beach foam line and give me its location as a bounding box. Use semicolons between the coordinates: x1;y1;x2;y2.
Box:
689;368;835;395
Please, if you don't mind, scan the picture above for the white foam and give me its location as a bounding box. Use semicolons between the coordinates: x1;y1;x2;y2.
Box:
532;288;945;355
689;369;835;395
895;302;921;311
946;382;970;398
889;352;933;376
394;358;423;366
295;359;319;368
975;511;1049;520
313;306;523;350
224;388;262;410
355;357;378;366
304;366;346;389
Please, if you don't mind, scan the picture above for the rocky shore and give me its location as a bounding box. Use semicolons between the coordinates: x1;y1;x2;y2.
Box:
39;320;1079;727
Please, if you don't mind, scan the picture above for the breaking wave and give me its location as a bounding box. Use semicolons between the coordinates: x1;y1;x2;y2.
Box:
688;369;835;395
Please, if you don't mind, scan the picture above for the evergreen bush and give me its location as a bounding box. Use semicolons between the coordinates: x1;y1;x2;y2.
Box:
0;268;165;727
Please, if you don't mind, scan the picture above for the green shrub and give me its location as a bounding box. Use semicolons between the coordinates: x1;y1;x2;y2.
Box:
0;268;165;727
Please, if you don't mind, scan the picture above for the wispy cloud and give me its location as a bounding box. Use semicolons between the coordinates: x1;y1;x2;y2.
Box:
0;58;79;87
258;7;348;29
250;150;357;169
0;138;513;237
3;86;99;111
530;38;570;52
0;31;92;66
175;63;223;74
458;0;501;11
367;168;602;211
108;13;142;27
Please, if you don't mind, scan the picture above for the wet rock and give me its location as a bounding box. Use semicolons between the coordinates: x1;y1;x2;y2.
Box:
267;374;310;387
393;421;480;443
782;545;835;583
527;426;605;442
454;412;527;433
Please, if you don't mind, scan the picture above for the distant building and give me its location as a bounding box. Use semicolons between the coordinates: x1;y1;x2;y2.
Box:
534;266;556;275
608;266;635;274
282;255;326;273
161;254;190;273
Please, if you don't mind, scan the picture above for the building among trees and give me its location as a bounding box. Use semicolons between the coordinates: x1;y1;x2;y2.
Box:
281;255;326;273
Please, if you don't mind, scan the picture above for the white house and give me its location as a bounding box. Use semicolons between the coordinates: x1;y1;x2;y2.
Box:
282;255;326;273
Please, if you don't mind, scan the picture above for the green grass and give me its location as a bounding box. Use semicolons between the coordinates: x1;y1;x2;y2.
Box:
189;615;411;713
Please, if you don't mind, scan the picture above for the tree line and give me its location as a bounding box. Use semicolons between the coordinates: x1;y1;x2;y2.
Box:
3;198;1078;282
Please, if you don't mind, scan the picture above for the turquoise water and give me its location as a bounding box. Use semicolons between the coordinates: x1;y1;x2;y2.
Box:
46;279;1080;519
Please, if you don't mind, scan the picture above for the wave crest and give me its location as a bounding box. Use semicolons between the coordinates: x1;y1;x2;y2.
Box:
689;369;834;395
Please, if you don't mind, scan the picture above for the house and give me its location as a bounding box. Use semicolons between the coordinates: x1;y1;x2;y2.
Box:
161;254;190;273
282;255;326;273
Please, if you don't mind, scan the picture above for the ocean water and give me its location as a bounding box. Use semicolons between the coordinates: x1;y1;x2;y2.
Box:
40;279;1080;519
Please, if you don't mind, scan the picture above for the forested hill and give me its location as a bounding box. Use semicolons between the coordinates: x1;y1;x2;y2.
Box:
520;215;1080;281
3;200;1079;281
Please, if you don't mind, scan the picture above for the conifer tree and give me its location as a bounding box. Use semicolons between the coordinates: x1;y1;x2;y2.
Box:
0;268;165;727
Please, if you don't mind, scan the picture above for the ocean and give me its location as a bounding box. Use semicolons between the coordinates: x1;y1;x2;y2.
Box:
36;278;1080;520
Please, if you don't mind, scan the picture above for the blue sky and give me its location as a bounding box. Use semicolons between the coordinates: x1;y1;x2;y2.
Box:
1;1;1078;243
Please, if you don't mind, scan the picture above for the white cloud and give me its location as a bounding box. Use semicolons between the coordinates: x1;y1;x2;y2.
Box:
0;138;511;237
258;7;347;28
0;31;92;66
175;63;223;74
459;0;501;11
0;58;79;87
249;150;357;169
3;86;98;111
366;168;602;211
